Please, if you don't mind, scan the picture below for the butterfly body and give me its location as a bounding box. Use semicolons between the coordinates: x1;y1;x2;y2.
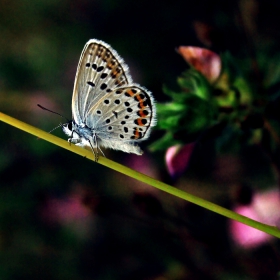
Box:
62;121;96;147
63;39;156;158
62;119;142;155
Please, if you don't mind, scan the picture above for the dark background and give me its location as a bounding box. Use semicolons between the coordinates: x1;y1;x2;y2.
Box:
0;0;280;279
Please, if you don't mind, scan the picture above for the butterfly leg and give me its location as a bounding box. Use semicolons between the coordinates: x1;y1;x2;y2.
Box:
87;135;99;162
68;138;82;144
97;145;106;158
67;130;76;146
68;129;83;145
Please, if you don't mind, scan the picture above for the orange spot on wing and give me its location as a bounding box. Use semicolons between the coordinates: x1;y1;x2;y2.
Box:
136;118;145;126
134;94;148;109
139;101;146;109
138;110;147;117
126;90;134;97
133;127;143;139
112;70;119;77
134;128;140;139
135;94;142;101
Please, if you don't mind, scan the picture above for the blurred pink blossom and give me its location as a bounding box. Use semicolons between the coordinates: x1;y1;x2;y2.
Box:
43;195;91;224
126;154;158;178
193;21;215;47
28;92;58;114
178;46;221;83
125;154;160;194
229;189;280;248
41;190;94;238
165;143;195;177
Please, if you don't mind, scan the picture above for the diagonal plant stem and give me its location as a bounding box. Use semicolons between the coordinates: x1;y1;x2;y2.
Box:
1;111;280;238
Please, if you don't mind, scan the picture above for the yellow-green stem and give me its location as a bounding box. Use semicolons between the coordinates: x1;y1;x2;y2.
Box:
1;111;280;238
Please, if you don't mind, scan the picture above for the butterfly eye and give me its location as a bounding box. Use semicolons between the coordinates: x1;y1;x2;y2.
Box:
67;122;73;130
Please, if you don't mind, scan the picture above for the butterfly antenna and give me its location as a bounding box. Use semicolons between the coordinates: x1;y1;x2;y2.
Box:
37;104;69;122
48;123;63;134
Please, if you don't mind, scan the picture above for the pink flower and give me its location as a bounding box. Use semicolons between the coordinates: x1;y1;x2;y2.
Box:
229;189;280;248
44;195;91;225
178;46;221;83
165;143;195;177
193;21;215;47
124;154;160;193
40;189;94;238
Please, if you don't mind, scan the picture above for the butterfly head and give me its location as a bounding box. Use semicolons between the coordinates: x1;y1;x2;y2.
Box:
62;121;94;149
62;121;74;137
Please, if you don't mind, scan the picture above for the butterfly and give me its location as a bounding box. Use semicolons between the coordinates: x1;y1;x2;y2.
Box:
61;39;156;160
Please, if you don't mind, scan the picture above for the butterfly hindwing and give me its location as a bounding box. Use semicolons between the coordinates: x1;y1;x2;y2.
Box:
84;85;156;142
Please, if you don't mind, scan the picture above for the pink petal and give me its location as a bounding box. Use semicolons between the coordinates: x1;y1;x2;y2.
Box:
253;189;280;225
165;143;195;177
178;46;221;83
41;195;91;225
229;189;280;248
229;206;272;249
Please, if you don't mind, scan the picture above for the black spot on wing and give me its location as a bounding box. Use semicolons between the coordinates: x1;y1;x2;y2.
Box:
87;81;95;87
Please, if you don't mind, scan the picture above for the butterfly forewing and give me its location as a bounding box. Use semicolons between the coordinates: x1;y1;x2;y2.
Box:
72;39;132;124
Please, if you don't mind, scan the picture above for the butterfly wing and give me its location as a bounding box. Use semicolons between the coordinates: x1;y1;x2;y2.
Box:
72;39;133;125
85;85;156;145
